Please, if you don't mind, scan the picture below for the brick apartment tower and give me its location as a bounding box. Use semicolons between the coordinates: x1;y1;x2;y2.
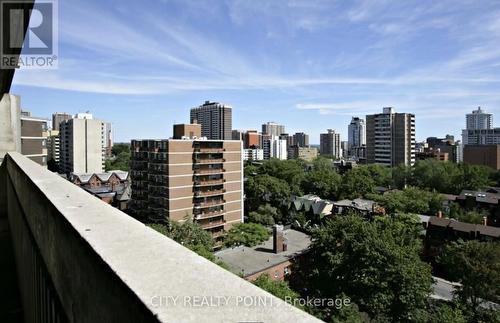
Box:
130;124;243;247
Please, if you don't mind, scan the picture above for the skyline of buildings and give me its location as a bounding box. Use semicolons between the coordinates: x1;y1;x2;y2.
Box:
5;91;500;169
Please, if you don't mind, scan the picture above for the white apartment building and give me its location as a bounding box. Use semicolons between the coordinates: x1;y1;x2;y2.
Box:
466;107;492;130
243;148;264;161
59;113;108;174
269;136;287;160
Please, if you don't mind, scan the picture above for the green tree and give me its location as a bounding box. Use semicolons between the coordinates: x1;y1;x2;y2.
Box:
253;274;300;302
148;221;213;250
111;143;130;156
302;157;341;200
248;204;277;225
339;167;375;199
307;214;432;321
224;223;270;247
363;164;393;188
245;174;291;216
258;159;305;194
368;187;444;215
438;240;500;315
148;221;230;269
429;303;466;323
105;151;131;171
408;160;492;194
392;163;412;189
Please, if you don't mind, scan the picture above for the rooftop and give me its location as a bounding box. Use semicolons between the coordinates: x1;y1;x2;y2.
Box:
215;229;311;277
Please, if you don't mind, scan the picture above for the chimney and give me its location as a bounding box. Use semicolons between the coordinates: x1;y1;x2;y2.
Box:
437;211;443;218
273;225;284;254
483;216;488;226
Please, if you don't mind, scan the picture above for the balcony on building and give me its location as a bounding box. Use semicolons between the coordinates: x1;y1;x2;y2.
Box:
194;198;226;209
193;141;225;154
194;177;225;187
194;187;226;198
193;167;225;175
198;218;226;230
194;208;225;220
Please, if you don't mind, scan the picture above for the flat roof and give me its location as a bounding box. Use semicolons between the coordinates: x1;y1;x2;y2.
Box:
214;229;311;277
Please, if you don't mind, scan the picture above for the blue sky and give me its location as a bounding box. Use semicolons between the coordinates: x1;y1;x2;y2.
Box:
11;0;500;143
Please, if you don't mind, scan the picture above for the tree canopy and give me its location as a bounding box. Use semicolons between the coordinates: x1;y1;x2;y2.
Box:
224;223;270;247
439;240;500;314
306;214;433;321
367;187;444;215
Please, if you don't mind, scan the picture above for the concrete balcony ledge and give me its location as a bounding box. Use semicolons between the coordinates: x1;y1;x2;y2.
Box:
1;152;319;322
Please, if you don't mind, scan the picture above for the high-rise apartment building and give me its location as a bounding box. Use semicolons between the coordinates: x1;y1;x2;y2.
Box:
20;111;48;166
348;117;366;150
293;132;309;148
462;108;500;146
244;130;260;148
231;129;244;141
52;112;72;131
262;122;285;137
466;107;492;130
59;113;107;174
366;107;415;167
270;136;288;160
129;125;243;247
341;141;349;158
243;148;264;161
320;129;341;158
190;101;232;140
46;129;60;165
279;133;294;149
103;122;113;158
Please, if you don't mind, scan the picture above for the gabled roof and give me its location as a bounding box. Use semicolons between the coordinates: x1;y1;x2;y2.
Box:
291;195;334;215
71;171;129;184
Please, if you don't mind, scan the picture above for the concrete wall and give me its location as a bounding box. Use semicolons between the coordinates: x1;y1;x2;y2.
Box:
1;152;320;322
0;94;21;161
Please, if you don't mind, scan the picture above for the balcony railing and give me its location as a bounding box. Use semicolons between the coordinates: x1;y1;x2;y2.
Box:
194;148;225;153
199;220;225;230
194;158;225;164
195;209;225;220
212;231;224;239
194;199;226;208
193;168;225;175
0;152;320;322
194;189;225;197
194;179;225;186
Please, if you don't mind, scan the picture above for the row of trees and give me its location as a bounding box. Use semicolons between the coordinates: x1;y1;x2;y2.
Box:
290;214;500;322
245;158;496;225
